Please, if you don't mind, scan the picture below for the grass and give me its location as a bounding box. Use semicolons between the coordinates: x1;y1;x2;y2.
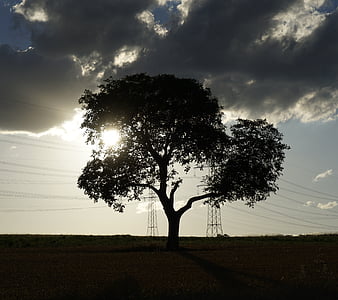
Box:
1;233;337;249
0;234;338;300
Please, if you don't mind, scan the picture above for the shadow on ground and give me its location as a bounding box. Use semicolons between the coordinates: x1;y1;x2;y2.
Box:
48;250;337;300
177;251;338;300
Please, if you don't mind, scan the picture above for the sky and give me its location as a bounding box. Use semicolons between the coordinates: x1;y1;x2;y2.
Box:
0;0;338;237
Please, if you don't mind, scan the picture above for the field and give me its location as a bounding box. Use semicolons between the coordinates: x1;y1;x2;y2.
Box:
0;234;337;300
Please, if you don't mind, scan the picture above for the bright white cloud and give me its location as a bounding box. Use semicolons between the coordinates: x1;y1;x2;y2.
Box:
113;46;141;68
13;0;48;22
71;52;102;77
177;0;195;24
156;0;171;5
221;109;250;124
264;90;338;124
0;130;39;137
152;0;194;26
0;109;86;144
317;201;338;210
38;109;85;142
16;46;35;53
267;0;328;42
292;91;338;123
136;201;162;214
304;201;316;207
313;169;333;182
137;10;168;36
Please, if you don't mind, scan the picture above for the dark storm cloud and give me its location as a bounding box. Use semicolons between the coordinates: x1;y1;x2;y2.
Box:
17;0;156;57
0;44;93;131
129;0;338;121
1;0;337;132
0;0;156;132
146;0;295;73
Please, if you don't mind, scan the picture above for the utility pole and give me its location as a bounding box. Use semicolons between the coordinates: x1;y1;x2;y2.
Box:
146;189;159;236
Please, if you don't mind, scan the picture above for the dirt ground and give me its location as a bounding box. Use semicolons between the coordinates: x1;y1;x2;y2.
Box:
0;238;337;300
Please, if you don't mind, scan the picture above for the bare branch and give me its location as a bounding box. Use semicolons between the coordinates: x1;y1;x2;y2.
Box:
177;192;215;216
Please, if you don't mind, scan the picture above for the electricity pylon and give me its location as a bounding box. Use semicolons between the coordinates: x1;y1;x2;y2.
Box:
146;189;159;236
206;202;223;237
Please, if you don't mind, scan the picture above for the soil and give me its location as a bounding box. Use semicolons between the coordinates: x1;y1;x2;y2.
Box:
0;237;337;299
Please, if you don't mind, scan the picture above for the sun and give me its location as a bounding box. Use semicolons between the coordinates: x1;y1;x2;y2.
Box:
101;129;120;147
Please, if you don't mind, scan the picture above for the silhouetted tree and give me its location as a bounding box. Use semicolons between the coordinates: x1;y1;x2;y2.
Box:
78;73;289;250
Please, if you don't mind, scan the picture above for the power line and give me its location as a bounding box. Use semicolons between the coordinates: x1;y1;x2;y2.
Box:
0;168;77;178
2;134;83;150
275;193;305;205
280;178;338;199
0;179;73;185
258;205;337;230
279;186;337;201
1;98;71;114
0;138;87;153
0;206;106;213
0;161;79;175
287;161;338;179
225;204;336;231
0;189;87;201
265;200;338;218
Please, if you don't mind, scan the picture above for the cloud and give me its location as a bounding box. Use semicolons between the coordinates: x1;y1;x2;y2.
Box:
137;10;168;36
136;201;162;214
0;0;157;132
268;0;327;42
1;0;338;132
313;169;333;182
130;0;338;123
14;0;156;57
14;0;49;22
304;201;316;207
317;201;338;210
0;44;95;132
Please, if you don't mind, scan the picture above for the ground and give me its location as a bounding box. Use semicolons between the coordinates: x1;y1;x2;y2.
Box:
0;235;337;299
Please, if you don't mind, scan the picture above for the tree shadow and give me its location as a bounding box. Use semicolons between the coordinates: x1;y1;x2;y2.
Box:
45;250;337;300
178;250;269;299
177;250;338;300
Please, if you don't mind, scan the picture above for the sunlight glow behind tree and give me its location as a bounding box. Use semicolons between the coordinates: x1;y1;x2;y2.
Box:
101;129;120;147
78;73;289;250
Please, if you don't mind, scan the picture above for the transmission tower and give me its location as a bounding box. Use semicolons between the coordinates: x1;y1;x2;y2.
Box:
206;203;223;237
205;164;223;237
146;189;159;236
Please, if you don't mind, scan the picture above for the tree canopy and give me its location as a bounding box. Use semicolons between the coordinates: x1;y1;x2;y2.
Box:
78;73;289;249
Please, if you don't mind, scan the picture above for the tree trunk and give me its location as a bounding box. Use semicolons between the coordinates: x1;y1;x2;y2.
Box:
166;213;181;251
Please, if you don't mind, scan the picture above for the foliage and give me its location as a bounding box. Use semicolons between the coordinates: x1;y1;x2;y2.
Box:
206;119;289;207
78;74;228;210
77;73;289;249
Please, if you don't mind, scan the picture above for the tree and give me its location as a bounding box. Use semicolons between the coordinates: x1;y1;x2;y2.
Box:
77;73;289;250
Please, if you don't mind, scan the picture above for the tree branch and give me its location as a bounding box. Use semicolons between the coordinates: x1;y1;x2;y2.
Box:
169;179;182;204
138;126;163;163
177;192;215;216
133;183;159;195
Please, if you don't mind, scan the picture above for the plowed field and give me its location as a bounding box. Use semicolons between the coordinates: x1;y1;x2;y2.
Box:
0;235;337;300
